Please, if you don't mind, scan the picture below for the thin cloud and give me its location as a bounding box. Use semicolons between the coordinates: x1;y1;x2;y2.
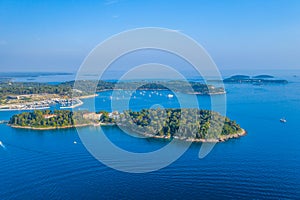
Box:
165;29;182;33
104;0;119;5
0;40;7;45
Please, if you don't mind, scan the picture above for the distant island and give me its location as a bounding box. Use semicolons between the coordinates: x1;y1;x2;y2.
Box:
223;75;288;84
65;80;226;95
8;109;245;142
0;80;225;110
252;75;274;79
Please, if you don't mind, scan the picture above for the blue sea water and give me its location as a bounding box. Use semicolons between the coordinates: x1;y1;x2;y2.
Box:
0;70;300;199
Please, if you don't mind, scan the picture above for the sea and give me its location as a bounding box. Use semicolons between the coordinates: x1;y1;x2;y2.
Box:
0;70;300;199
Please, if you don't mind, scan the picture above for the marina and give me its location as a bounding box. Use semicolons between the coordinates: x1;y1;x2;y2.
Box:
0;98;83;111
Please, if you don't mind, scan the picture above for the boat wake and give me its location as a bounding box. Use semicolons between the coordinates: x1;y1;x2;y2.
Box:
0;141;6;150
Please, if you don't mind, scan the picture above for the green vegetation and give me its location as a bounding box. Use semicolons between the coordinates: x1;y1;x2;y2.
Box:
224;75;288;84
8;110;95;128
0;80;224;103
69;80;225;95
98;110;115;123
8;108;244;142
116;108;243;140
0;82;72;97
253;75;274;79
111;80;223;94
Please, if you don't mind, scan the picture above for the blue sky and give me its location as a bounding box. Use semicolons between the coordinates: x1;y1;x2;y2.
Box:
0;0;299;72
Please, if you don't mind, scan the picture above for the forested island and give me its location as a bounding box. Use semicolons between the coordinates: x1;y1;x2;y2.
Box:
114;108;245;142
9;108;245;142
223;75;288;84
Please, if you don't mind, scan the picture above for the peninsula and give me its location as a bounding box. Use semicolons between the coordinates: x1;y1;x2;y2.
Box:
0;80;225;110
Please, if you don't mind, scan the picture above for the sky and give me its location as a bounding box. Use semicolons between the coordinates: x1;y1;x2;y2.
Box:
0;0;300;72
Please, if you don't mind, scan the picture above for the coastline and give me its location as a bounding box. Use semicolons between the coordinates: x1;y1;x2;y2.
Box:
9;122;101;130
8;122;246;143
150;128;246;143
117;125;246;143
186;128;247;143
59;99;83;109
0;94;97;111
0;106;50;111
0;90;225;111
77;94;99;99
98;88;226;95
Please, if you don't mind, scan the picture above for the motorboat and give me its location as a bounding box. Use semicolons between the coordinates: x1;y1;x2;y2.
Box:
280;118;287;123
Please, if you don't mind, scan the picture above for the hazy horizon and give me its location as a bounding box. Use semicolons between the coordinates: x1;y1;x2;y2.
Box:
1;0;300;72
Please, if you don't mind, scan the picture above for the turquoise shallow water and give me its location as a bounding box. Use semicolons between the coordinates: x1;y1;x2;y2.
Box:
1;71;300;199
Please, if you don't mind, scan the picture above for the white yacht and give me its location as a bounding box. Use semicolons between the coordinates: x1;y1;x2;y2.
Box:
280;118;287;123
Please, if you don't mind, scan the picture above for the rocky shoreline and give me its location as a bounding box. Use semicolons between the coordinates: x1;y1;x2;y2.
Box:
118;125;246;143
9;122;246;143
9;122;101;130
